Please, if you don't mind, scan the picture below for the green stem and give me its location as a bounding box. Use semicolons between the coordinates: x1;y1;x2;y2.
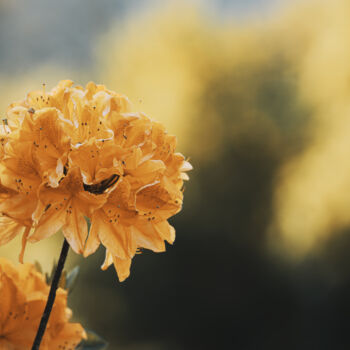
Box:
31;239;70;350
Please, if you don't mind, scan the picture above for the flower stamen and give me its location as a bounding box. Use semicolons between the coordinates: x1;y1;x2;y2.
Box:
83;174;119;194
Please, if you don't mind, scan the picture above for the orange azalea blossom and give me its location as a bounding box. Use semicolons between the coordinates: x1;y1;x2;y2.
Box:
0;258;86;350
0;81;192;281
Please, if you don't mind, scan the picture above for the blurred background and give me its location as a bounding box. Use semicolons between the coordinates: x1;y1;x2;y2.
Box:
2;0;350;348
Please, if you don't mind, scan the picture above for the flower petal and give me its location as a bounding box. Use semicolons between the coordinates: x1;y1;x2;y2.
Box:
154;221;176;244
62;200;88;254
131;222;165;252
90;210;130;259
0;216;25;246
112;256;132;282
30;202;68;242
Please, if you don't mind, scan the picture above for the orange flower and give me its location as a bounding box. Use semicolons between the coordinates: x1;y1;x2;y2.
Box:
31;166;107;254
0;81;192;281
0;258;86;350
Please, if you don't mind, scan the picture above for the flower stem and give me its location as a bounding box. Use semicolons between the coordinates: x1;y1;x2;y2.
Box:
31;239;70;350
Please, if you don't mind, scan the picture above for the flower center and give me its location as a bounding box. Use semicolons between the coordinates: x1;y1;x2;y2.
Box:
83;174;119;194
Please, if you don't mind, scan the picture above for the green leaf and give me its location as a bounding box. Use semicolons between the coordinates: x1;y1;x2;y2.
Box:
66;266;80;294
58;270;67;289
34;260;43;274
45;260;67;289
46;260;57;284
76;330;108;350
84;216;91;233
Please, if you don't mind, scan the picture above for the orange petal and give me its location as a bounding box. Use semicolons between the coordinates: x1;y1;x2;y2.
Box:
30;202;68;242
101;250;113;270
112;256;132;282
0;274;20;327
91;210;129;259
180;160;193;172
19;226;31;264
0;193;37;222
62;202;89;254
83;214;101;257
0;216;25;246
49;323;86;350
154;221;176;244
131;222;165;252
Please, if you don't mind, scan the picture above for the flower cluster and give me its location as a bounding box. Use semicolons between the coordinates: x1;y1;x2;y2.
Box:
0;81;191;281
0;258;85;349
